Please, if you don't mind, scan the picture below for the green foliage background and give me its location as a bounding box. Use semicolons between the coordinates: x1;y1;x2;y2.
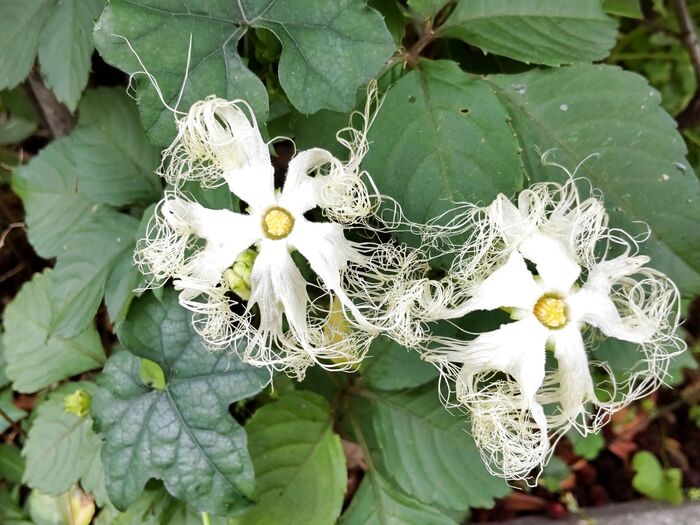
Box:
1;0;700;524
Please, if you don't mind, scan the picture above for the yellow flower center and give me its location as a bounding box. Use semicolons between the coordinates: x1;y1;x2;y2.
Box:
533;294;567;329
262;207;294;239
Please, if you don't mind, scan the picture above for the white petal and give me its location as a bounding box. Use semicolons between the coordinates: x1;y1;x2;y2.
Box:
451;316;549;402
449;251;541;318
488;194;534;246
164;197;259;293
248;241;310;342
279;148;341;215
201;102;276;211
550;325;595;424
519;231;580;294
289;218;365;320
567;288;653;343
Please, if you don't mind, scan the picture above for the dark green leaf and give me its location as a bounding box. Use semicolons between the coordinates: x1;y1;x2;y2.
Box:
241;391;346;525
93;0;394;144
341;469;457;525
362;336;437;391
603;0;643;19
364;60;523;236
0;389;27;434
440;0;617;66
0;444;24;485
484;65;700;294
93;289;267;514
356;384;509;512
2;270;105;393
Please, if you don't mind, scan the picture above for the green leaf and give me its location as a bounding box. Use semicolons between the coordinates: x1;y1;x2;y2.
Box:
0;487;32;525
632;451;684;504
93;0;394;144
364;60;523;236
0;88;38;145
603;0;643;19
484;64;700;294
12;139;96;259
12;87;159;258
0;0;49;90
22;382;107;505
241;391;346;525
2;270;105;393
440;0;617;66
568;430;605;461
362;336;437;391
0;444;24;485
341;469;457;525
50;212;140;338
357;384;509;512
407;0;451;18
0;338;9;388
68;88;161;207
93;289;267;515
38;0;105;111
0;389;27;434
139;359;166;390
95;486;231;525
539;457;571;493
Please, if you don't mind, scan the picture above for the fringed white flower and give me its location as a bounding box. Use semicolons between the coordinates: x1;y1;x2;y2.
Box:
420;174;685;482
136;85;414;378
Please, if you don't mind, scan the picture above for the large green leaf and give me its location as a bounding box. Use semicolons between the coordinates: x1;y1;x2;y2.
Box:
358;384;509;512
12;88;160;335
12;87;160;258
93;0;394;144
0;0;104;108
364;60;523;231
341;469;456;525
361;336;437;391
484;65;700;294
369;61;700;294
241;391;346;525
439;0;617;66
11;137;94;259
93;289;267;515
0;0;48;90
50;212;139;338
69;88;161;206
38;0;105;111
2;270;105;393
22;382;108;505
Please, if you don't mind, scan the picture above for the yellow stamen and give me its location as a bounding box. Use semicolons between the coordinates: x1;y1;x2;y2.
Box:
262;207;294;239
533;295;567;329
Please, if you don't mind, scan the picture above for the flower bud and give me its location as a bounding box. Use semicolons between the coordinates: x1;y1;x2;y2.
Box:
64;389;92;418
224;249;257;300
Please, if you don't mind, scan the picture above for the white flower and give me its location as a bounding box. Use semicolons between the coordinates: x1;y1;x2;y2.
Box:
420;176;685;481
136;86;410;377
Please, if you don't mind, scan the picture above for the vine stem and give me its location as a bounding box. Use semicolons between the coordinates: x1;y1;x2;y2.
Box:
671;0;700;129
201;511;212;525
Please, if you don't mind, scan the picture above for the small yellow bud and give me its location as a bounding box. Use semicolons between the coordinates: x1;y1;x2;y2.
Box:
64;390;92;418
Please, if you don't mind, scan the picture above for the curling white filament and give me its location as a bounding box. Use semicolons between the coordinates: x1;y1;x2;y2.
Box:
417;173;685;482
135;85;418;378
